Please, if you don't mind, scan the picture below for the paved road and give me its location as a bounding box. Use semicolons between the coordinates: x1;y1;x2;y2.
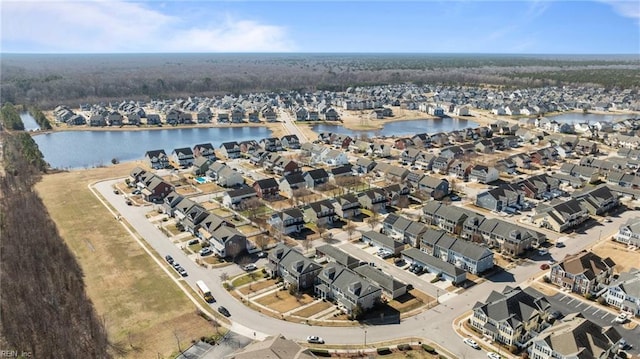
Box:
278;109;309;143
93;179;638;358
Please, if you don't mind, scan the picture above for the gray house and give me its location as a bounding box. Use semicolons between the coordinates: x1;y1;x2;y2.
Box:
420;229;494;274
400;248;466;283
314;262;381;315
267;244;322;290
361;231;405;255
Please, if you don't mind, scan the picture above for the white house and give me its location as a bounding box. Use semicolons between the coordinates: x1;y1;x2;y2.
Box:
604;268;640;316
614;217;640;247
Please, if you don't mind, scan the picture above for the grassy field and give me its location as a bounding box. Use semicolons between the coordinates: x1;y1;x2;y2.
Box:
592;239;640;273
388;289;433;313
290;300;332;318
231;271;268;288
255;290;315;312
35;162;214;359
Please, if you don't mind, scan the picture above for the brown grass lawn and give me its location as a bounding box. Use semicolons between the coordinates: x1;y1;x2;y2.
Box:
238;279;278;295
212;207;233;217
530;281;558;297
200;200;219;210
35;162;214;359
290;300;332;318
592;239;640;273
175;185;198;196
255;290;315;313
388;289;433;313
195;182;222;193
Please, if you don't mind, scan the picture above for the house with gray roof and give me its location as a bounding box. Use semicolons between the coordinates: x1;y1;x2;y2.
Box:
331;193;361;219
315;244;360;270
382;213;412;240
528;313;623;359
314;263;381;315
572;185;619;216
475;184;524;212
145;149;170;169
470;286;551;348
418;176;450;200
267;208;305;235
361;231;405;255
354;265;408;300
222;186;257;209
604;268;640;316
463;217;546;256
303;168;330;189
532;198;589;233
162;191;184;216
422;201;475;235
420;229;494;274
267;244;322;290
219;141;241;159
302;199;336;226
209;226;247;259
357;188;387;212
614;217;640;247
226;334;316;359
400;248;466;284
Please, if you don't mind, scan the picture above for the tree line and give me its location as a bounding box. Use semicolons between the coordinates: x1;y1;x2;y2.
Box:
0;131;111;358
1;53;638;109
0;103;25;130
27;106;52;130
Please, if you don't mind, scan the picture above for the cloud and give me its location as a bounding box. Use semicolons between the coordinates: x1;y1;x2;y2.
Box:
598;0;640;21
1;0;296;53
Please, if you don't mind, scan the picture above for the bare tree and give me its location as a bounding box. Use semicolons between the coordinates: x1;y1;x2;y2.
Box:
243;197;263;220
303;237;314;254
255;234;269;251
345;220;357;241
367;208;381;230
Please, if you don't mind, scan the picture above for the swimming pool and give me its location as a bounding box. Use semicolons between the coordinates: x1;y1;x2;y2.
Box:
195;177;207;184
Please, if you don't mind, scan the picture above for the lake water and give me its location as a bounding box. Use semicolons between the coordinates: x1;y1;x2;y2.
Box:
547;112;636;124
20;112;40;131
33;126;272;169
311;117;477;138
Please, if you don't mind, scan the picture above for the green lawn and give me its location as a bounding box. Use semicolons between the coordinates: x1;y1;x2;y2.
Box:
231;270;267;287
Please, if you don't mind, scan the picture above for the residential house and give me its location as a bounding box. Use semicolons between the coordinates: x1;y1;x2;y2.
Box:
420;229;494;274
361;231;405;255
267;208;305;235
209;226;247;259
207;162;244;188
322;149;349;167
447;160;472;181
468;165;499;184
532;199;589;233
314;263;381;315
303;168;330;189
355;157;377;174
422;201;475;235
357;188;387;212
279;174;307;198
549;250;616;295
219;142;241;159
528;313;624;359
192;156;212;176
280;135;301;149
604;268;640;316
614;217;640;247
145;149;170;169
137;174;174;203
418;176;450;200
253;178;280;199
470;286;551;348
192;143;217;161
432;156;454;174
400;248;466;283
240;140;260;155
162;191;184;216
573;185;620;216
260;137;283;152
302;199;336;226
222;186;257;208
354;265;408;300
382;213;412;241
331;193;361;219
315;245;360;270
225;334;317;359
463;217;546;256
475;184;524;212
273;158;300;177
171;147;195;167
181;204;209;234
267;244;322;290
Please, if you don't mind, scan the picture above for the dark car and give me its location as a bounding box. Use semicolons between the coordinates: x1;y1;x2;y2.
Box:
165;255;174;264
218;306;231;317
449;194;461;201
555;241;566;248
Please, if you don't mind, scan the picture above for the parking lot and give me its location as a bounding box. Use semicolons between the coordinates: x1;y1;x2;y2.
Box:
524;288;640;356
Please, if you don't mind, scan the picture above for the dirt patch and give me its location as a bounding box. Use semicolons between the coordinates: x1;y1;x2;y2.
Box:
35;162;214;358
175;185;199;196
195;182;223;193
238;279;278;295
592;239;640;273
387;289;434;313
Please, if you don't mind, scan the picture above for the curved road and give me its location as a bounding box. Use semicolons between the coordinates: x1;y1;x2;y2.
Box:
93;180;634;358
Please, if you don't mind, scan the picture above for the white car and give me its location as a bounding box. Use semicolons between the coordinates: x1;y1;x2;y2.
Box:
199;247;213;256
614;313;628;324
306;335;324;344
487;353;502;359
463;338;480;349
243;263;257;271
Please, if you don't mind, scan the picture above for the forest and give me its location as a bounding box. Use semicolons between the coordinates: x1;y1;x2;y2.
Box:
0;131;111;358
1;53;639;108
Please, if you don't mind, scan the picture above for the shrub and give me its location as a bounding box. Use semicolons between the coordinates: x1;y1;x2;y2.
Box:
430;277;440;283
397;343;411;351
309;349;330;357
585;293;594;301
422;344;436;353
543;275;551;283
509;345;518;354
377;347;391;355
597;296;607;305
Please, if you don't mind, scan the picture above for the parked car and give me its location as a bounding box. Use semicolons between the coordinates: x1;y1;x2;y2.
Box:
243;264;257;271
177;267;188;277
555;241;566;248
449;194;461;201
188;239;199;245
549;310;563;320
306;336;324;344
132;189;141;195
540;263;550;270
256;251;267;258
218;306;231;317
463;338;480;349
538;248;549;256
199;247;213;256
487;353;501;359
614;312;629;324
165;255;174;264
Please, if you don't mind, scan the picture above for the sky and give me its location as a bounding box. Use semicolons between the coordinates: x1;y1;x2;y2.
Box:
1;0;639;54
